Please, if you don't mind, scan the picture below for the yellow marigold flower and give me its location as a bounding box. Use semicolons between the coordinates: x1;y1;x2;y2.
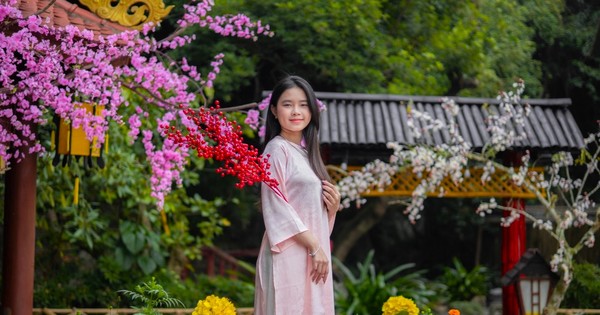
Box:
382;296;420;315
192;295;236;315
448;309;461;315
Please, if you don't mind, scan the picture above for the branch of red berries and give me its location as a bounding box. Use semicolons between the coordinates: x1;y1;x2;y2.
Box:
162;102;284;199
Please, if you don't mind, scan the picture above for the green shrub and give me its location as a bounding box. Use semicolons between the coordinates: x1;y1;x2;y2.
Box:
158;272;255;308
333;250;441;315
118;277;185;315
34;254;140;307
562;262;600;309
439;257;490;302
33;264;254;309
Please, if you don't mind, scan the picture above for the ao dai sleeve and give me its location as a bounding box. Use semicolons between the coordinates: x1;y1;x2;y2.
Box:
261;143;308;253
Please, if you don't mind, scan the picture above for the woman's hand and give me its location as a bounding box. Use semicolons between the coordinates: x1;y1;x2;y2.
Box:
322;180;341;212
293;232;329;284
309;245;329;284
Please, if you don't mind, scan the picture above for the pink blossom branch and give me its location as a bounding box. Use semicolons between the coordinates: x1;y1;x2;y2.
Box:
0;0;274;209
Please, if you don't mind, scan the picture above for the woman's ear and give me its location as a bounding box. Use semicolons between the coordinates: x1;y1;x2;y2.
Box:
271;105;277;119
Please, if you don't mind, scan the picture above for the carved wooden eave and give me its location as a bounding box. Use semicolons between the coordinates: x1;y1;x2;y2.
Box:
78;0;173;29
16;0;129;36
329;166;544;199
15;0;173;37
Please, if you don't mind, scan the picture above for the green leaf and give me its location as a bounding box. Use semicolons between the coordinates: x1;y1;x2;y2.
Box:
137;255;157;275
115;247;134;270
150;249;165;267
122;230;145;254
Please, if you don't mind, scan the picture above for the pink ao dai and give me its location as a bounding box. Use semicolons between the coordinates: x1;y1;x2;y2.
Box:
254;136;336;315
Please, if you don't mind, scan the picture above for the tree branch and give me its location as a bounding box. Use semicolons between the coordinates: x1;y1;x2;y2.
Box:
217;102;257;112
34;0;57;16
467;151;563;223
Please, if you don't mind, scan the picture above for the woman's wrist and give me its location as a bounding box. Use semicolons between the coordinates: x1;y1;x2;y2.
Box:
308;244;321;257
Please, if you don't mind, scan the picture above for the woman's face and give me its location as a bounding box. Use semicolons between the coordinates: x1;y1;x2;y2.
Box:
272;87;311;142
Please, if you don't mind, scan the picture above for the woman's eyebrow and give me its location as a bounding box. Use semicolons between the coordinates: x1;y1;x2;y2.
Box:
280;99;308;103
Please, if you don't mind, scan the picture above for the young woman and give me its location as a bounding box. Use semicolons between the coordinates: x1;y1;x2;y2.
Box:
254;75;341;314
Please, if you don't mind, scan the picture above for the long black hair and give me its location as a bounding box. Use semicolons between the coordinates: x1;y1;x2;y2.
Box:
263;75;331;181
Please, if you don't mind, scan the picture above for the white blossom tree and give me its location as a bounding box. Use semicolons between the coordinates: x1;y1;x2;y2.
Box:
336;80;600;314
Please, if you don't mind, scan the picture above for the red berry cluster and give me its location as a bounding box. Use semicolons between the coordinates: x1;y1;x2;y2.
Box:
162;104;279;192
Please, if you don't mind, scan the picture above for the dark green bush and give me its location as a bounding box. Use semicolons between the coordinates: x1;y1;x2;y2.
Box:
439;257;490;302
33;263;255;309
561;262;600;309
34;253;138;307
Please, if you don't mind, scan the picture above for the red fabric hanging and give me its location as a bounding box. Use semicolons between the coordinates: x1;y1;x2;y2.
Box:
502;198;526;315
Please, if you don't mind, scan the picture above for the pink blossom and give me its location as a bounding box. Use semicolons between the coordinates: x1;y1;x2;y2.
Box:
0;0;274;209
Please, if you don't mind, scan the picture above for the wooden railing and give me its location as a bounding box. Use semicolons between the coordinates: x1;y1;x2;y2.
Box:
33;308;253;315
557;309;600;315
201;246;258;279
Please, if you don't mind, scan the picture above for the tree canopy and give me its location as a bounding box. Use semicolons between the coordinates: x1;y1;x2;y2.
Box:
172;0;568;103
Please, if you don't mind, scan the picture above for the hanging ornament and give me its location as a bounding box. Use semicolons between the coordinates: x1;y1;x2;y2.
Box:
52;103;107;168
73;176;80;205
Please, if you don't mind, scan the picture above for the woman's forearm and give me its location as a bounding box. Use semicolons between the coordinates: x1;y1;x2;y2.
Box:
293;230;320;254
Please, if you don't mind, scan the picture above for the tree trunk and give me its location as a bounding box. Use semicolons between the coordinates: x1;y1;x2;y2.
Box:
543;263;572;315
543;277;570;315
332;197;390;263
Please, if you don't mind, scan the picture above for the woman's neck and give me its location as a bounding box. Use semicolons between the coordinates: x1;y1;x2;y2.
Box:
279;132;302;145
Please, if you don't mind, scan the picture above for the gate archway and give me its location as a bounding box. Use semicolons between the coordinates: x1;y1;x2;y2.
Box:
312;91;585;315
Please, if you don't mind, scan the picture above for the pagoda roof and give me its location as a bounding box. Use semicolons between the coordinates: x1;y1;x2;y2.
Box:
316;92;584;150
263;91;586;164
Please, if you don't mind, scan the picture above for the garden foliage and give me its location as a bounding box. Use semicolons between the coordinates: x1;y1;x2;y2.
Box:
332;250;440;315
118;277;185;315
439;257;490;302
561;262;600;309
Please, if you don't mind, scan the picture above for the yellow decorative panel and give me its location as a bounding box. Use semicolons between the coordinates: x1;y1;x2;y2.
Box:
57;103;103;157
329;165;543;199
79;0;174;29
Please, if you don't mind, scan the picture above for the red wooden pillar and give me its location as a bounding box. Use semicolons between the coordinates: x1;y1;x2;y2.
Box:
2;151;37;315
502;151;527;315
502;199;526;315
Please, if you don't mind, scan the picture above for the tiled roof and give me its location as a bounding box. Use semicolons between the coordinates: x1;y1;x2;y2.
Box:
16;0;129;37
316;92;585;151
